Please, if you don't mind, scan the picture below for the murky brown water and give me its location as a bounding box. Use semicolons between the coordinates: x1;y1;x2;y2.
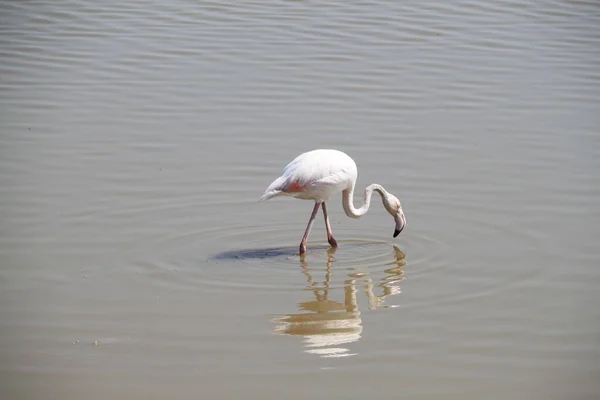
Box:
1;1;599;399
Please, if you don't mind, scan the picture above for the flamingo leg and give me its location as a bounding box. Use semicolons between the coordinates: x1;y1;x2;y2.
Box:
299;202;321;255
322;202;338;248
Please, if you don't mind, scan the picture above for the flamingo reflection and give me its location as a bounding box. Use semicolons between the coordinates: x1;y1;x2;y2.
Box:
272;246;406;358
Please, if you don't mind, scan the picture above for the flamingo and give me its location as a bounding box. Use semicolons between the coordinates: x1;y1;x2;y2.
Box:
260;149;406;254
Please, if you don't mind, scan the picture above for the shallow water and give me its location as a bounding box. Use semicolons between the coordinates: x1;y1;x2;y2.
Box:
1;0;599;399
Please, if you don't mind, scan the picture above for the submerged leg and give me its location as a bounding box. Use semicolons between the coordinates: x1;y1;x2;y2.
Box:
299;202;321;255
322;202;338;248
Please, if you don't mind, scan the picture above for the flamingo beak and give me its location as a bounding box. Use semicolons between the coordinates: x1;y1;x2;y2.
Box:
393;211;406;238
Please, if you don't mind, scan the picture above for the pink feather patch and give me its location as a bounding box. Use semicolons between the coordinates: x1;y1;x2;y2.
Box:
287;181;304;192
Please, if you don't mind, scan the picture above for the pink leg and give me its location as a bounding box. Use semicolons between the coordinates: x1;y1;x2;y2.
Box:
299;202;321;255
322;202;338;248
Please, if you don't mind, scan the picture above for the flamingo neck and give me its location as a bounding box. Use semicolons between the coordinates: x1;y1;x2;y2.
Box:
342;183;386;218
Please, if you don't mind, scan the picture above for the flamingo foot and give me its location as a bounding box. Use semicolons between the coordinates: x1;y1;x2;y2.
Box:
328;237;338;248
299;242;307;255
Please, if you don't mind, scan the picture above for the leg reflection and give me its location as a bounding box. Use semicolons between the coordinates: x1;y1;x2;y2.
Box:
272;246;406;358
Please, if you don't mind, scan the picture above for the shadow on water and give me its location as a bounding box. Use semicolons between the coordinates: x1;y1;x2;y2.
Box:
212;242;386;261
272;246;407;358
213;246;309;260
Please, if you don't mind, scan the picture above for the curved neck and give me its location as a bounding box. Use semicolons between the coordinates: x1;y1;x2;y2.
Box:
342;183;386;218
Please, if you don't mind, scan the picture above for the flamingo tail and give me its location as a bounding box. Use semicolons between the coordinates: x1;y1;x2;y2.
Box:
259;176;287;202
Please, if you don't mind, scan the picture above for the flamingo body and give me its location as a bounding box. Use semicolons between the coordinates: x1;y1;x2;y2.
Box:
260;149;356;203
260;149;406;254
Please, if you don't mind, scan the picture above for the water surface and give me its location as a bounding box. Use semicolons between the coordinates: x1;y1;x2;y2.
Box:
1;1;599;399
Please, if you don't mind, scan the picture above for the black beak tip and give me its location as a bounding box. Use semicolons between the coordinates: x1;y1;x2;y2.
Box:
393;228;401;238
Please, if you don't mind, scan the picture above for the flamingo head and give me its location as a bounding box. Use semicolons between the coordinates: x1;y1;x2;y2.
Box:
382;194;406;238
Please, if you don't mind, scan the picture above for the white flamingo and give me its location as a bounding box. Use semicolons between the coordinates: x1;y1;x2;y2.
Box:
260;149;406;254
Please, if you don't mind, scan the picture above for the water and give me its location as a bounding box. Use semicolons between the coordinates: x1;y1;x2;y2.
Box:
1;1;599;399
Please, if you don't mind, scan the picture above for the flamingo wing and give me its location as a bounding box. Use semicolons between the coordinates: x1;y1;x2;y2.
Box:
259;149;356;202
